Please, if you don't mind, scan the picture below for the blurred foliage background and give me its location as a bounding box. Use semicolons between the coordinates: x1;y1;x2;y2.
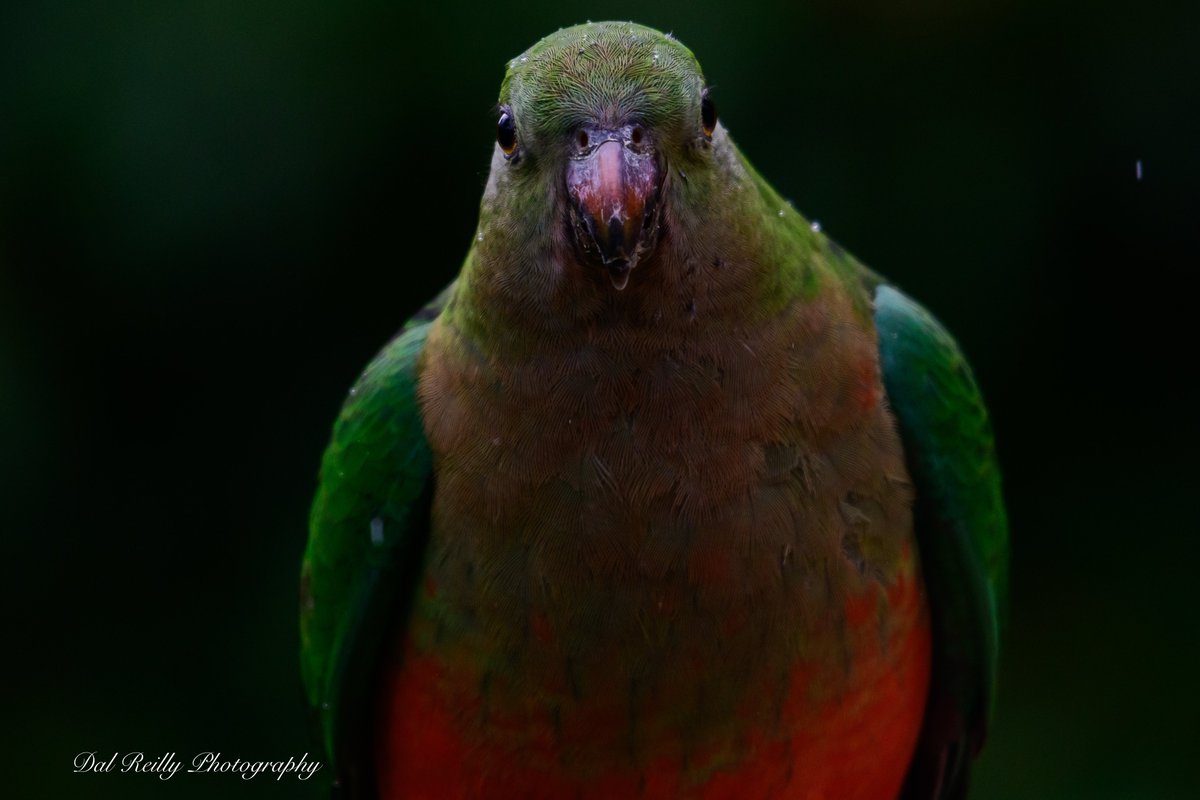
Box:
3;1;1198;798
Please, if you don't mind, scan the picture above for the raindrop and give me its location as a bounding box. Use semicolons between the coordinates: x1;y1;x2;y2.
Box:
778;209;786;218
811;221;822;233
1135;159;1143;181
370;517;384;546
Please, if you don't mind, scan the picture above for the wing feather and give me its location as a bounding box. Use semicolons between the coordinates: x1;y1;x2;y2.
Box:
874;285;1009;800
300;286;453;796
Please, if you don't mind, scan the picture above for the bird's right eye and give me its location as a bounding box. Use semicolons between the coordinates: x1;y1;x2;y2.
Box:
497;107;518;157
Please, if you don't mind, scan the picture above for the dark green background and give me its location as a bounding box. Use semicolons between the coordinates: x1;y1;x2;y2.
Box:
4;1;1198;798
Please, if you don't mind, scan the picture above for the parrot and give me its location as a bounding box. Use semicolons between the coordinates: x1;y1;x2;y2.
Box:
300;21;1007;800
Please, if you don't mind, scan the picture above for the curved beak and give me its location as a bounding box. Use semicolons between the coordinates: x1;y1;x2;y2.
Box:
566;134;661;289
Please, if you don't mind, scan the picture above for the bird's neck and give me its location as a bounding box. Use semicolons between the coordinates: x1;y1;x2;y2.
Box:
444;138;848;361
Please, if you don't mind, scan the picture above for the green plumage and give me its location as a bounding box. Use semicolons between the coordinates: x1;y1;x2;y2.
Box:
874;285;1009;798
300;317;437;787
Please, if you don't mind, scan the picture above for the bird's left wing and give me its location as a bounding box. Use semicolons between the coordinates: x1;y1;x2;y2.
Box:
872;284;1009;800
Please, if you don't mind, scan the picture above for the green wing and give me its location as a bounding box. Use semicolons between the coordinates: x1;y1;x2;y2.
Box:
300;288;451;797
873;285;1009;800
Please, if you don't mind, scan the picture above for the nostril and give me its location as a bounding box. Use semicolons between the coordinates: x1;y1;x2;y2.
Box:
577;130;589;149
630;127;643;145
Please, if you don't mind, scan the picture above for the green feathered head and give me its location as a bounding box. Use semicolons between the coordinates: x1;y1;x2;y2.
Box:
499;22;709;154
483;22;720;290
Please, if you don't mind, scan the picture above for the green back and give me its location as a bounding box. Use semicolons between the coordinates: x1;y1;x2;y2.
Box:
873;285;1009;800
299;294;446;796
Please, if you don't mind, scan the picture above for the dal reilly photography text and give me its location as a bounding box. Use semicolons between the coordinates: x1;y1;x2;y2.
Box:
72;751;323;782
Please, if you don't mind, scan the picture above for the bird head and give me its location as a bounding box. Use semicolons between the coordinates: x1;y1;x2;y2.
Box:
485;22;719;291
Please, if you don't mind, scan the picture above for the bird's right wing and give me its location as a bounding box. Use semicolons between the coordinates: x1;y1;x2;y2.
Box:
300;284;453;797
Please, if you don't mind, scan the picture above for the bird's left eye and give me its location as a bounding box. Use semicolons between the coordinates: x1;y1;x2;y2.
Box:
497;107;518;157
700;91;717;139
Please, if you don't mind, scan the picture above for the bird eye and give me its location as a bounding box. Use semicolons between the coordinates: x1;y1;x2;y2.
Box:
497;107;517;157
700;92;717;138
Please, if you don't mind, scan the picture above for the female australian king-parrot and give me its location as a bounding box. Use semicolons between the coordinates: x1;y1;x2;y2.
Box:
300;21;1007;800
